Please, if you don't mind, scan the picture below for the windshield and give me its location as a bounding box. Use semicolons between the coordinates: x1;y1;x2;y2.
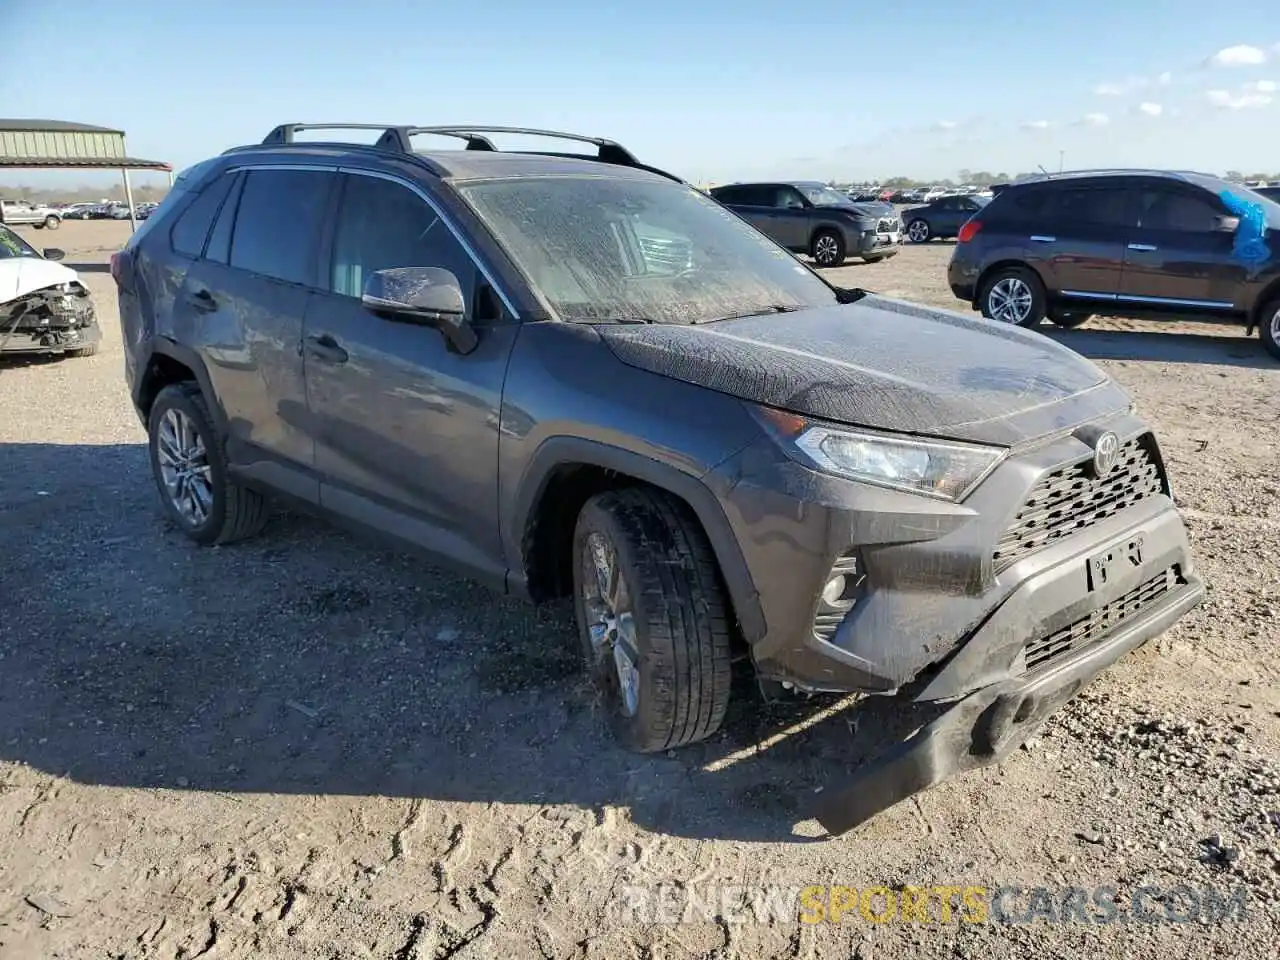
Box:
458;177;839;325
0;225;40;260
797;184;855;207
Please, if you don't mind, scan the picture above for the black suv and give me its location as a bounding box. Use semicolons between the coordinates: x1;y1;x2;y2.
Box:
114;125;1203;834
947;169;1280;359
708;181;902;266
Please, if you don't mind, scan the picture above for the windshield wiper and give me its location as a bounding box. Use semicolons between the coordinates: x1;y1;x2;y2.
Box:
700;304;801;324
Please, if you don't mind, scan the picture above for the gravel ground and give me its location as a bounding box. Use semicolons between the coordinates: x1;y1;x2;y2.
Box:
1;222;1277;959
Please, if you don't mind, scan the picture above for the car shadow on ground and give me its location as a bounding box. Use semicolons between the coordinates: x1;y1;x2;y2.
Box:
1041;326;1269;368
0;441;949;844
66;262;112;273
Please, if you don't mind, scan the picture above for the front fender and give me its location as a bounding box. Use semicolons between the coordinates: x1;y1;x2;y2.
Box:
506;435;766;643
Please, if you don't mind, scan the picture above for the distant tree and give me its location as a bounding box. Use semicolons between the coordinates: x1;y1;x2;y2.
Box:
1224;170;1244;182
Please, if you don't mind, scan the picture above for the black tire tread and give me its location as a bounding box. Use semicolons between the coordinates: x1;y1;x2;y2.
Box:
582;487;734;751
66;343;99;357
1259;298;1280;361
151;382;270;544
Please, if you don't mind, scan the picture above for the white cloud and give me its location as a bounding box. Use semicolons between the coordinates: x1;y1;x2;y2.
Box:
932;120;958;131
1076;112;1111;126
1244;79;1277;93
1093;82;1126;96
1208;44;1267;67
1020;119;1053;130
1157;71;1173;85
1206;88;1273;109
1093;75;1150;96
1137;102;1163;116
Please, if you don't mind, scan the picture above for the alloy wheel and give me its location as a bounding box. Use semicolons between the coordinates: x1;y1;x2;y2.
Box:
907;220;929;242
1270;306;1280;344
814;234;840;266
156;407;213;526
987;277;1034;324
580;532;641;716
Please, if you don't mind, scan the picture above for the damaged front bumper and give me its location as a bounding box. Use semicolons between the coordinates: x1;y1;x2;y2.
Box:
809;569;1205;835
1;289;99;355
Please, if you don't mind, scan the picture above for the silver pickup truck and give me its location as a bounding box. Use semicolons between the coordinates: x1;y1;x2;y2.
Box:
0;200;62;230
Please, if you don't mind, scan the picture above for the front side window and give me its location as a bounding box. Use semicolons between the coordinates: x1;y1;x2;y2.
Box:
1048;187;1132;227
458;175;839;325
796;184;851;207
227;169;332;285
1138;189;1222;232
328;174;477;308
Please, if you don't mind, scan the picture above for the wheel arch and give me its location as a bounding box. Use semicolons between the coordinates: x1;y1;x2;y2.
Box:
509;437;765;644
137;338;227;431
1246;277;1280;335
974;259;1048;307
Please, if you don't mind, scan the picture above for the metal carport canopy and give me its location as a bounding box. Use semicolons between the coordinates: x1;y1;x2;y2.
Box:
0;119;173;231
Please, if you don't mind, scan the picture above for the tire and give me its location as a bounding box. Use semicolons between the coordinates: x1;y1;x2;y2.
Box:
862;255;887;264
147;383;270;545
1260;298;1280;362
66;343;99;358
572;488;734;753
1048;310;1092;329
979;266;1047;328
906;219;931;243
43;215;61;230
810;229;846;268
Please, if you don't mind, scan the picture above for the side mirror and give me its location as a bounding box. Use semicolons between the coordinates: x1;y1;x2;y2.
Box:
361;266;477;354
1213;215;1240;233
42;247;65;261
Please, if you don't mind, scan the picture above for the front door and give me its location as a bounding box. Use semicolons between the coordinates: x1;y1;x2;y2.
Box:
1120;183;1246;311
303;172;520;576
771;186;815;249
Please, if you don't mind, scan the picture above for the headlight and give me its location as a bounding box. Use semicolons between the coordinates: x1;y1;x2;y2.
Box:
758;409;1005;501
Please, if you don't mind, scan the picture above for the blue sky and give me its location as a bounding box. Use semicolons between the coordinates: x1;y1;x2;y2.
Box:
3;0;1280;187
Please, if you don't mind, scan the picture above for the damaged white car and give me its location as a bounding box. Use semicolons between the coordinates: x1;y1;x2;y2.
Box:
0;224;100;357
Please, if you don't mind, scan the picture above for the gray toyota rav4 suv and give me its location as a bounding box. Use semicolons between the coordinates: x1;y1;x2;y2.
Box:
115;124;1204;834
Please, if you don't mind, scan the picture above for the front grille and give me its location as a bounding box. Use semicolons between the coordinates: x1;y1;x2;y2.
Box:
993;435;1164;572
877;217;900;234
1024;565;1183;670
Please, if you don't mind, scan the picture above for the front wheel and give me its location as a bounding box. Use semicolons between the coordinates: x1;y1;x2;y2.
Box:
810;229;846;268
1260;298;1280;362
43;215;61;230
980;267;1046;327
147;383;270;545
572;488;734;753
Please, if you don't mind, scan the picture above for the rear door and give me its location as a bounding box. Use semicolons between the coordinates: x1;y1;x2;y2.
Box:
172;166;335;497
720;185;786;245
1119;181;1246;311
1024;182;1134;303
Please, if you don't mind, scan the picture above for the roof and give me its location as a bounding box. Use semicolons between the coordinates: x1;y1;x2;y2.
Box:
0;118;125;135
1006;168;1223;188
0;155;172;172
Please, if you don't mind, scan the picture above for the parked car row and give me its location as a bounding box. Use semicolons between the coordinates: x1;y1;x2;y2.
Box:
58;201;158;221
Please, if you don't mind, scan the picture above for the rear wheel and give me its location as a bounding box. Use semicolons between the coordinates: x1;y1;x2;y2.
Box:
43;215;61;230
980;267;1046;328
1048;310;1092;329
1261;298;1280;362
147;383;270;545
810;229;846;268
906;219;931;243
572;488;734;753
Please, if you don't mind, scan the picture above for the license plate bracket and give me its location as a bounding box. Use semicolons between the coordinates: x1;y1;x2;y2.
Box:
1087;535;1145;592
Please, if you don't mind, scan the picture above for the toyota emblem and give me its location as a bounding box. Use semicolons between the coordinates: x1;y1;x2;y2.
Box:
1092;431;1120;477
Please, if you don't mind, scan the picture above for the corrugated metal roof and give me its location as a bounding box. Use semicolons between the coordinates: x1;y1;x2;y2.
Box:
0;156;172;171
0;119;126;135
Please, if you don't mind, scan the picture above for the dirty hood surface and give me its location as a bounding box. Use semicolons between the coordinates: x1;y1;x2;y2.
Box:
0;258;79;304
598;295;1128;446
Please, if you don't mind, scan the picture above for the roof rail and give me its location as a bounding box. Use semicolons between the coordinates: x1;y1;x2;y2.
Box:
257;123;683;182
261;123;495;152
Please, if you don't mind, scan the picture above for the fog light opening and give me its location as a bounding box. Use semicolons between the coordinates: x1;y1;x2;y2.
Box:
812;550;868;642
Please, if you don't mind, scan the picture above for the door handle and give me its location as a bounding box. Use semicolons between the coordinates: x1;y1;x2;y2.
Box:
1128;243;1158;252
184;288;217;312
1029;235;1056;243
304;334;348;364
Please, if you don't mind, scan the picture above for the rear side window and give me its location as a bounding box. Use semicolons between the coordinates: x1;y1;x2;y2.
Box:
1046;187;1132;227
1138;189;1223;232
227;169;333;285
204;173;244;265
169;173;237;258
987;186;1049;222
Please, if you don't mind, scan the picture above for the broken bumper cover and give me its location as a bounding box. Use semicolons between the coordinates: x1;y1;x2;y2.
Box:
0;298;99;355
809;570;1204;835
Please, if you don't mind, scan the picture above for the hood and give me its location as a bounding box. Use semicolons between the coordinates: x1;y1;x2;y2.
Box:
817;200;892;220
597;296;1129;446
0;258;80;303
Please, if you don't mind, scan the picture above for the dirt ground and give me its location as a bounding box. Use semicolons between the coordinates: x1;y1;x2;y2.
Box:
1;221;1277;959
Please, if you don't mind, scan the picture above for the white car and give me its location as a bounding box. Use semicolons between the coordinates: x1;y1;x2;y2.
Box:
0;224;100;357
